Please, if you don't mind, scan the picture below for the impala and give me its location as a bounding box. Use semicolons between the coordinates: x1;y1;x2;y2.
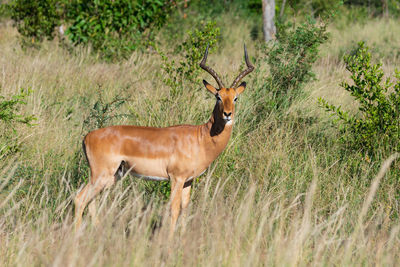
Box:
74;45;254;235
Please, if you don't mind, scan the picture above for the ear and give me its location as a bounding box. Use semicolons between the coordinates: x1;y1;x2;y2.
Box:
235;81;246;95
203;80;218;95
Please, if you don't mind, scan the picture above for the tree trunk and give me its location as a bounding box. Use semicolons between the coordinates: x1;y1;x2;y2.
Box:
382;0;389;18
262;0;276;42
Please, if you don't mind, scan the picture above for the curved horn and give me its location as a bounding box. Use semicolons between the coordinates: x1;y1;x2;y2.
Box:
230;44;254;88
200;45;225;89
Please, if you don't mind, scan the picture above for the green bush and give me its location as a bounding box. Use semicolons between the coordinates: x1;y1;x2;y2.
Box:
10;0;63;42
155;20;220;95
66;0;171;60
82;89;130;131
174;21;221;83
319;42;400;155
0;89;36;157
257;17;329;111
10;0;172;59
0;1;12;20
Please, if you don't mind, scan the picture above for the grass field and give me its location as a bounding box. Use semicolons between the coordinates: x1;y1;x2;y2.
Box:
1;13;400;266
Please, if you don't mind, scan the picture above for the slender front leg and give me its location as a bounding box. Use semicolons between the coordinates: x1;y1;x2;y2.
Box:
169;178;184;239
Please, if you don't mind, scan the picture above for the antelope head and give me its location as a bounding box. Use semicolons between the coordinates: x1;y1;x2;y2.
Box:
200;44;254;126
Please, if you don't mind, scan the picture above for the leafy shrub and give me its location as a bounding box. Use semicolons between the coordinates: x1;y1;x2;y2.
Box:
10;0;172;59
66;0;171;60
82;89;130;131
258;17;329;110
10;0;63;42
247;0;262;14
0;89;36;157
0;1;12;20
155;21;220;95
174;21;221;83
319;42;400;155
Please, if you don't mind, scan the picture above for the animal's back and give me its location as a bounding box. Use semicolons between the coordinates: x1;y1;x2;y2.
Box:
83;124;203;179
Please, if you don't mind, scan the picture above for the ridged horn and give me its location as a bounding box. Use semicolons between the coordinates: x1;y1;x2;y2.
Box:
230;44;254;88
200;44;225;89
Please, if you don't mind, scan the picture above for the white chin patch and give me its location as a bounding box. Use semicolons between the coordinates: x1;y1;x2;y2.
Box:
226;120;233;125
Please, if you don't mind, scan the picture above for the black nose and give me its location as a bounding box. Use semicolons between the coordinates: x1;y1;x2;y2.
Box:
224;112;232;117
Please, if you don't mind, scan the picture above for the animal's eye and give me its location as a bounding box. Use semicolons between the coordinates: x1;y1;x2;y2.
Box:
234;97;238;102
216;94;222;101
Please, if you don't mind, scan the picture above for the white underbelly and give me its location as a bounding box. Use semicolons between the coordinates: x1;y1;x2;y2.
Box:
131;172;169;182
121;157;207;183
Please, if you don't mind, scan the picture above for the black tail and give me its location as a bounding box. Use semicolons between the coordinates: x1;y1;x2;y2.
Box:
82;136;89;164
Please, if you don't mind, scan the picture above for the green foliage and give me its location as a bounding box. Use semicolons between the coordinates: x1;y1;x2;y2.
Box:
82;88;130;131
175;21;221;83
155;21;220;95
286;0;342;16
283;0;399;18
0;89;35;125
247;0;262;14
66;0;171;60
0;1;12;19
319;42;400;155
0;89;36;156
186;0;246;17
269;18;329;94
10;0;172;59
139;180;171;203
344;0;400;17
10;0;63;42
259;17;329;110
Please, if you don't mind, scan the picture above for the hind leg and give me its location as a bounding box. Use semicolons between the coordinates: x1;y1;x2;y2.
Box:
74;181;103;231
181;181;192;210
88;197;99;226
74;164;119;231
87;172;117;228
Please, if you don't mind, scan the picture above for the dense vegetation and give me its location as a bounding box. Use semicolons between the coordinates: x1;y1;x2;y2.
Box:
1;0;400;265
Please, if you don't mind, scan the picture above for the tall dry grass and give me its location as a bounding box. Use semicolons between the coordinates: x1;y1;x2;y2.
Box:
1;154;399;266
1;16;400;266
